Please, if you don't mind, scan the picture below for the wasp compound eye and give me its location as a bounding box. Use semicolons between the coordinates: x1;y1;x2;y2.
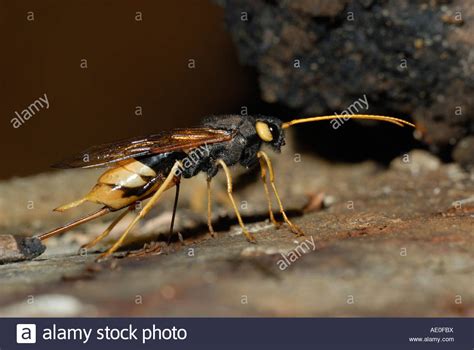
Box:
269;124;279;141
256;121;273;142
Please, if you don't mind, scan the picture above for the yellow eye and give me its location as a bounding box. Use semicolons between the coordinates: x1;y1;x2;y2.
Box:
256;121;273;142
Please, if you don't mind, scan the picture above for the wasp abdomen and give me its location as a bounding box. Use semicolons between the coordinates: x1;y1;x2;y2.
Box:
55;159;177;211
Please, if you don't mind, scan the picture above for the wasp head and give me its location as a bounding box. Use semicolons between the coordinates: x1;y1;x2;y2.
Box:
254;115;286;151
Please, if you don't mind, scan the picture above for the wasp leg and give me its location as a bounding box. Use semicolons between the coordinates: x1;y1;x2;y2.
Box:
80;206;134;252
167;180;181;245
257;151;304;237
37;207;110;241
206;177;217;238
97;161;181;261
258;157;281;228
217;159;256;243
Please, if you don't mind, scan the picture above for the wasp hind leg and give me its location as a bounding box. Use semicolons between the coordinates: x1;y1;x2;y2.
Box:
80;205;134;252
217;159;256;243
257;151;304;237
97;161;182;261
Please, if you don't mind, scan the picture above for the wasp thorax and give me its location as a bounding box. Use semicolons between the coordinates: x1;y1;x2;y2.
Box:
256;121;273;142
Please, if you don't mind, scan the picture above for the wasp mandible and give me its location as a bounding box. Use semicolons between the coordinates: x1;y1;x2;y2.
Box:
37;114;415;260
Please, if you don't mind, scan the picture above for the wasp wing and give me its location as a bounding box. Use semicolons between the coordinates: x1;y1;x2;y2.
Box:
52;128;232;169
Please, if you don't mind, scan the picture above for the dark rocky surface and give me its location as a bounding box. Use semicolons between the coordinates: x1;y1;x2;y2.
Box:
219;0;474;165
0;235;45;264
0;135;472;316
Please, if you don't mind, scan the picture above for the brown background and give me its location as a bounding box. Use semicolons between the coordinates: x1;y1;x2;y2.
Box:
1;1;257;179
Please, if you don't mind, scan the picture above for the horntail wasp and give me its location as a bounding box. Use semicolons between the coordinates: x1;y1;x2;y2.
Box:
37;114;415;260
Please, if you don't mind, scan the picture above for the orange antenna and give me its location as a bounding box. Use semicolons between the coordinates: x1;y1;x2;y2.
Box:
282;114;415;129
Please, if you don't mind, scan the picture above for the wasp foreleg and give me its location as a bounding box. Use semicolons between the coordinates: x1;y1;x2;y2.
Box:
258;157;281;228
257;151;304;237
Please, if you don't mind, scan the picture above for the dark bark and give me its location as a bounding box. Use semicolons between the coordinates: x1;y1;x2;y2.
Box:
219;0;474;166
